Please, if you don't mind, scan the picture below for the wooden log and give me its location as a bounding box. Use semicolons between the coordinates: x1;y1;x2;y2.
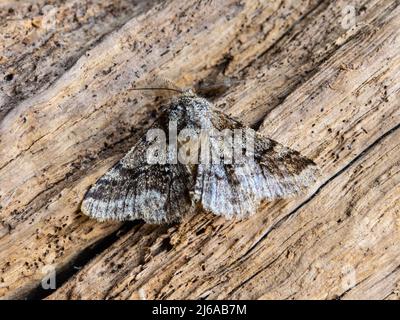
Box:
0;0;160;119
50;0;400;299
0;0;323;299
50;126;400;300
0;0;399;299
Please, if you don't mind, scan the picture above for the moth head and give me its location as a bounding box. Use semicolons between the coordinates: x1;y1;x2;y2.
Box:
181;88;196;97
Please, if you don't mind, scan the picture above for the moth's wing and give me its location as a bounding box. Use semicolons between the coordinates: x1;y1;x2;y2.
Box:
253;131;319;199
193;110;319;219
81;117;194;224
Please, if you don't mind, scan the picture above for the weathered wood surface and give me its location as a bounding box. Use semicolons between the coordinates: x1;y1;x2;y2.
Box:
0;0;399;299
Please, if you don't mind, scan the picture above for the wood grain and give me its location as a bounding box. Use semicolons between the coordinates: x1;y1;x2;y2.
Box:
50;126;400;300
0;0;160;119
0;0;399;299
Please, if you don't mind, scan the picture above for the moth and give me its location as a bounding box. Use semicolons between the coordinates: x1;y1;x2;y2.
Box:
81;89;319;223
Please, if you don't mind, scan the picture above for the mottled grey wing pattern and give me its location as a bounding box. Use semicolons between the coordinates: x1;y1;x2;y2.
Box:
81;116;195;224
192;110;319;219
82;93;319;223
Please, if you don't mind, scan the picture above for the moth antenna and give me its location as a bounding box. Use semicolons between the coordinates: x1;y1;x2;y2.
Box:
194;76;260;93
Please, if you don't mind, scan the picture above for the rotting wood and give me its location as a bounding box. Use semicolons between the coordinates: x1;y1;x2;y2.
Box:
0;0;399;299
49;0;399;299
0;0;325;299
50;125;400;300
0;0;162;119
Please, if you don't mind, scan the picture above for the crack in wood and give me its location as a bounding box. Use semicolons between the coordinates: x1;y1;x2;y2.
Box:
1;0;399;299
24;221;136;300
